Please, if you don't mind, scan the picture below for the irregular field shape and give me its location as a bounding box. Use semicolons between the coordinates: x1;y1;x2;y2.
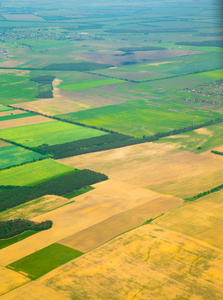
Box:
0;266;30;296
0;106;13;113
0;120;107;147
0;145;44;169
59;78;126;91
156;123;223;153
0;115;55;130
8;225;223;300
0;179;180;266
0;159;74;186
7;243;83;279
58;142;223;198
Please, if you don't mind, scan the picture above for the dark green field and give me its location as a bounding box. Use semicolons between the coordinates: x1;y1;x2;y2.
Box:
7;243;83;279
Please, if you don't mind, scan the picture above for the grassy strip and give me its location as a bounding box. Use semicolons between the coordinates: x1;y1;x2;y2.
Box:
0;112;36;122
59;78;125;91
7;243;83;279
0;230;36;250
63;186;94;199
184;184;223;202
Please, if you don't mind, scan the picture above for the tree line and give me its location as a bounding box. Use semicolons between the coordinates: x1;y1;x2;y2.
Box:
0;219;53;239
0;169;108;211
211;150;223;156
184;183;223;202
5;106;223;159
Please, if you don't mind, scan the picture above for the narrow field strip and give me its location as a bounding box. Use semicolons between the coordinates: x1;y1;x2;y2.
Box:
59;78;126;91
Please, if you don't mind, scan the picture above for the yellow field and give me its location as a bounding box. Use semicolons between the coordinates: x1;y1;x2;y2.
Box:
0;140;9;147
59;195;182;252
0;195;74;222
0;266;30;296
0;59;28;68
213;145;223;152
153;190;223;250
59;142;223;198
0;180;181;266
0;115;55;129
4;224;223;300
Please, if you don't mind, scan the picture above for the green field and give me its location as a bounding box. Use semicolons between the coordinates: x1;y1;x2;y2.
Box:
0;106;14;113
59;78;126;91
0;159;75;186
0;231;36;250
0;120;108;147
0;145;45;170
7;243;83;279
0;74;39;105
58;100;222;137
156;123;223;153
0;112;36;122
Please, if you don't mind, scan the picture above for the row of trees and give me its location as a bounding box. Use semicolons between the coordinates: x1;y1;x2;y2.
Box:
184;183;223;202
5;106;223;159
176;41;223;47
211;150;223;156
0;170;108;211
36;133;134;158
0;219;53;239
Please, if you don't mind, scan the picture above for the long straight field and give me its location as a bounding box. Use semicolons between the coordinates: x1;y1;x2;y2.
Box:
57;100;222;137
0;159;75;186
0;120;108;147
0;144;44;170
59;78;126;91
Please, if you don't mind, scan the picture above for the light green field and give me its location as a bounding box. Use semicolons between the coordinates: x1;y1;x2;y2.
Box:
0;74;38;105
7;243;83;279
0;106;14;113
192;68;223;79
58;100;222;137
0;120;108;147
0;159;74;186
0;145;44;170
156;123;223;153
59;78;126;91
